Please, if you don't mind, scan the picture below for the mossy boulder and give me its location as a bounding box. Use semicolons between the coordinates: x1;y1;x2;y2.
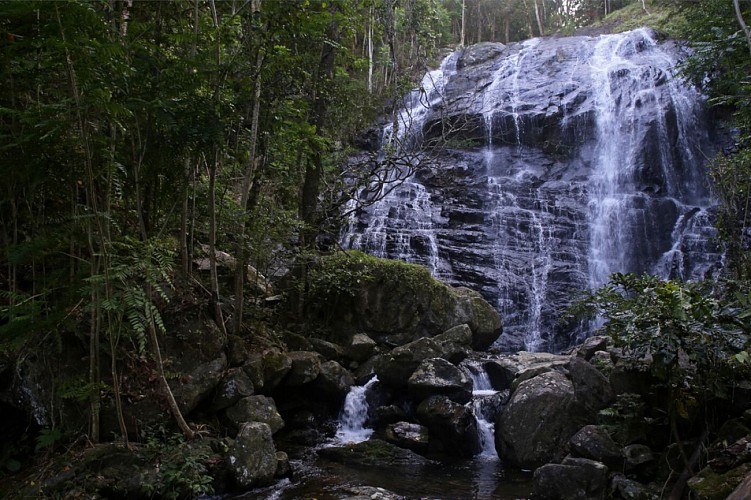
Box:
688;463;751;500
303;251;501;349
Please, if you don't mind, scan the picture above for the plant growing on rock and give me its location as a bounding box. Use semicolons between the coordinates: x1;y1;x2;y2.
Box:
574;273;750;474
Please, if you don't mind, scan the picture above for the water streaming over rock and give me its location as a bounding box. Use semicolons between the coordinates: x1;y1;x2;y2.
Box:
342;29;726;352
334;376;379;444
465;364;499;457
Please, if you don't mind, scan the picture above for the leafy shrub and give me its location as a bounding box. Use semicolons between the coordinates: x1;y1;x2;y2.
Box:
574;273;749;419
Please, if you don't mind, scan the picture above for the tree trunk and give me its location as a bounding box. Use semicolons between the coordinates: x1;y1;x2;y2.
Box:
367;8;373;94
207;151;227;336
734;0;751;56
300;7;340;247
460;0;466;47
147;311;195;440
233;46;265;335
534;0;545;37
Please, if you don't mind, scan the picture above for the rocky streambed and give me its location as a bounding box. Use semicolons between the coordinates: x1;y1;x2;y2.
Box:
3;253;751;499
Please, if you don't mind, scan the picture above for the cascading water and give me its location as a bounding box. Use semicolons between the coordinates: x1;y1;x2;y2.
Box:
463;361;500;457
586;29;714;288
342;29;725;352
334;376;379;444
342;53;458;278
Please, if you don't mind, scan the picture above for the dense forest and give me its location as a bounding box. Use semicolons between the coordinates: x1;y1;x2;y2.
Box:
2;0;751;497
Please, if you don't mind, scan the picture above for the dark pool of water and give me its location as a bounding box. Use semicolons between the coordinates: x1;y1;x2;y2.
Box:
242;446;534;500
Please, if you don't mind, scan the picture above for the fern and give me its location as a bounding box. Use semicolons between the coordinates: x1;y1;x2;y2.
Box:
85;237;176;356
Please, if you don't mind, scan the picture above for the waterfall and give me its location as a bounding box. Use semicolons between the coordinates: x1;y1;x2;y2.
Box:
587;28;713;288
463;362;499;457
342;29;723;352
334;376;379;444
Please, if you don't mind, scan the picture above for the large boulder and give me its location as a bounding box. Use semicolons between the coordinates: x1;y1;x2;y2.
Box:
284;351;321;387
533;457;608;500
311;360;355;401
171;354;227;414
416;395;481;457
345;334;378;363
210;368;255;412
226;422;277;488
384;422;430;453
407;358;472;404
484;351;569;391
496;371;589;469
567;357;614;415
261;350;292;391
303;252;501;348
432;324;473;363
375;337;443;388
569;425;623;469
225;395;284;434
318;438;433;468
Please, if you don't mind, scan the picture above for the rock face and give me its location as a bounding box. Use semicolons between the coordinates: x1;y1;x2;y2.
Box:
342;28;726;351
496;371;588;468
407;357;472;404
227;422;277;488
416;395;481;457
225;395;284;434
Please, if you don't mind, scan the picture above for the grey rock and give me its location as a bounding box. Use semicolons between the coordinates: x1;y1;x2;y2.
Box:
312;360;355;400
416;395;481;457
407;357;472;404
275;451;291;478
227;335;249;367
242;352;265;391
225;395;284;434
575;336;609;360
346;333;378;362
309;338;344;361
497;371;588;469
610;473;657;500
285;351;321;387
567;356;615;415
226;422;277;488
261;349;292;391
384;422;430;453
570;425;623;469
171;354;227;414
534;457;608;500
211;368;255;412
375;337;442;388
433;324;473;363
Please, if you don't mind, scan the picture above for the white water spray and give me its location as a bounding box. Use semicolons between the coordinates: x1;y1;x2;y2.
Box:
464;363;498;457
334;376;379;444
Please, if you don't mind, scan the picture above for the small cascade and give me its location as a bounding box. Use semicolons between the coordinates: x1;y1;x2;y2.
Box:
463;362;499;457
334;376;379;444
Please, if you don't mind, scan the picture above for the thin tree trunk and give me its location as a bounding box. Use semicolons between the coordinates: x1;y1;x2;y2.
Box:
734;0;751;56
367;9;373;94
460;0;466;47
534;0;545;36
147;310;194;440
233;46;265;335
56;4;104;443
207;152;227;336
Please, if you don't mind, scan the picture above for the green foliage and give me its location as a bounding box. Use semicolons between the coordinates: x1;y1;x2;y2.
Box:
142;428;215;499
575;273;749;417
34;428;63;453
85;237;175;353
598;393;657;445
304;250;439;324
308;249;436;300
